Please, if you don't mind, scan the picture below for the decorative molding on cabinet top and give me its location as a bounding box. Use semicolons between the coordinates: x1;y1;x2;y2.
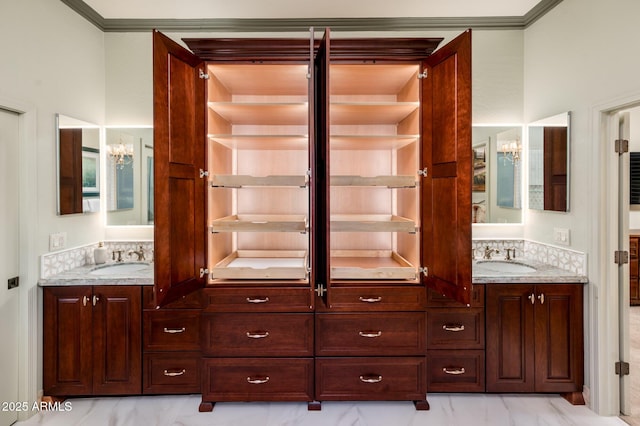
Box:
41;241;153;279
60;0;563;32
473;239;587;276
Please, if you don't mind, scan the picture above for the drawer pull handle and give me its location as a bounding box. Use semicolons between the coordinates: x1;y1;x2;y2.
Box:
359;331;382;338
359;375;383;383
443;367;466;375
247;376;270;384
246;331;269;339
246;297;270;304
359;296;382;303
164;327;186;334
163;369;186;377
442;324;465;332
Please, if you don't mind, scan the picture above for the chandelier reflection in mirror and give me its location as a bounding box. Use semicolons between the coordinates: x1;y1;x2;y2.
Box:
499;138;522;164
107;142;134;169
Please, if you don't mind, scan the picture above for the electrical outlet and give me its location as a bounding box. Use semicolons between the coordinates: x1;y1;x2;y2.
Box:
553;227;570;246
49;232;67;251
8;276;19;290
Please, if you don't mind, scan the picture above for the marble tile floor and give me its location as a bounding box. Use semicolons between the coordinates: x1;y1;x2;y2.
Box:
16;394;626;426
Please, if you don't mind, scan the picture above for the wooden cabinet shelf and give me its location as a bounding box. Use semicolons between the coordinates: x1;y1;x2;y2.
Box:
210;214;308;233
208;135;308;150
330;250;415;280
330;175;415;188
208;102;308;125
211;250;308;280
330;102;419;125
211;174;307;188
330;135;418;150
330;214;416;233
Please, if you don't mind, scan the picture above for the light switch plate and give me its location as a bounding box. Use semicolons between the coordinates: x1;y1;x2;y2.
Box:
49;232;67;251
553;227;570;246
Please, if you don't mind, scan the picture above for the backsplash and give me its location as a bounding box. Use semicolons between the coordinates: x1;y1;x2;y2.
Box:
473;239;587;276
41;241;154;279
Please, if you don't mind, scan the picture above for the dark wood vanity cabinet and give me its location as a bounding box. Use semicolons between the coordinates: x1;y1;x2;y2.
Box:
485;283;584;404
152;28;471;409
43;286;142;396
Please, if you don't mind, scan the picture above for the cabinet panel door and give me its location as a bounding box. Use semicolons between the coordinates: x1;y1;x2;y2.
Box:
486;284;535;392
534;284;583;392
92;286;142;395
43;287;93;396
421;30;472;305
153;30;207;307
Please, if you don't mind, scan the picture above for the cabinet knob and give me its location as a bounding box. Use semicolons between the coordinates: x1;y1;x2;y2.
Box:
82;295;89;307
359;296;382;303
538;293;545;304
528;293;535;305
359;374;383;384
443;367;466;375
163;327;186;334
246;297;269;304
442;324;465;332
246;331;269;339
163;369;186;377
358;331;382;338
92;295;100;306
246;376;269;384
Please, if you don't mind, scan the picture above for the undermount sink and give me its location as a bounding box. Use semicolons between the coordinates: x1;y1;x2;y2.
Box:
475;260;537;274
90;262;150;275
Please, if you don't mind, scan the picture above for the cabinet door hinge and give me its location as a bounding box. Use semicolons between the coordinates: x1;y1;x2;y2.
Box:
315;283;326;297
417;167;428;177
615;250;629;265
615;139;629;154
199;69;209;80
199;268;209;278
418;267;428;277
199;169;209;179
418;71;428;79
616;361;630;376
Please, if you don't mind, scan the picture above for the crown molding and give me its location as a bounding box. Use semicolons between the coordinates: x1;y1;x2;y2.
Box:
60;0;563;33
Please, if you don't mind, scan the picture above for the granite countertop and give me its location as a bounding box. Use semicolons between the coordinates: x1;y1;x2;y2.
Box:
472;258;588;284
38;261;154;286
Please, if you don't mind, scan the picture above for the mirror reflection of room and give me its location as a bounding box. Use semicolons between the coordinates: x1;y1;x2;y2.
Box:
472;126;523;224
105;127;154;226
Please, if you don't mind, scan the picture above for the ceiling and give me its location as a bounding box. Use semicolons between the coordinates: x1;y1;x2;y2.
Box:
60;0;563;32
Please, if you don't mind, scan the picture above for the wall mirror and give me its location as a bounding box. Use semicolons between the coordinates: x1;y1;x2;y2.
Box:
105;127;154;226
528;111;570;212
56;114;101;215
472;126;523;224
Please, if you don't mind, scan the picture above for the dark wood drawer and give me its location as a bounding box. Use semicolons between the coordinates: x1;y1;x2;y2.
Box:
202;313;313;356
315;357;426;401
427;308;484;350
315;312;425;356
321;285;426;311
427;350;485;392
202;358;314;402
427;284;484;307
203;287;313;312
143;352;201;394
143;310;201;351
143;286;203;309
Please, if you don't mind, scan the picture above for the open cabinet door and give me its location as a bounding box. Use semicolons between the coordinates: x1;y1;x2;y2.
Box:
153;30;207;308
421;30;472;306
313;28;331;306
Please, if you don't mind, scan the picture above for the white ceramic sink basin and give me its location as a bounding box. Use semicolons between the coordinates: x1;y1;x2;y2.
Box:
475;260;536;274
90;262;150;275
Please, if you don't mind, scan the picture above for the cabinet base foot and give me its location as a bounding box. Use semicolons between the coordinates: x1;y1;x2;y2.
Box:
414;400;430;410
41;395;67;405
561;391;585;405
198;401;215;412
308;401;322;411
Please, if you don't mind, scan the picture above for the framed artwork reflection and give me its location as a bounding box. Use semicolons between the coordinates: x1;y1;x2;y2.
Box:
82;147;100;196
473;142;487;192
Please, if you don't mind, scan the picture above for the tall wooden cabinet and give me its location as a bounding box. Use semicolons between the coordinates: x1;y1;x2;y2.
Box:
152;28;472;410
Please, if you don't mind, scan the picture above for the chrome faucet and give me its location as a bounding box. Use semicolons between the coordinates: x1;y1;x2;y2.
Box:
483;246;499;260
128;245;146;261
504;248;516;261
112;250;124;262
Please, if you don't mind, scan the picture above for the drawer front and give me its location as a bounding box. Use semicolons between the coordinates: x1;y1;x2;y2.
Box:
427;350;485;393
316;313;425;356
427;308;484;350
143;310;201;351
203;313;313;356
143;352;200;394
143;286;203;309
315;357;426;401
323;286;426;311
203;287;313;312
202;358;313;402
427;285;484;307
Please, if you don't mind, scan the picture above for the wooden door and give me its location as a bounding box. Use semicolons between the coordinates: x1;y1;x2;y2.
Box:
43;286;93;396
153;30;207;307
534;284;583;393
421;30;472;306
485;284;535;392
92;286;142;395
